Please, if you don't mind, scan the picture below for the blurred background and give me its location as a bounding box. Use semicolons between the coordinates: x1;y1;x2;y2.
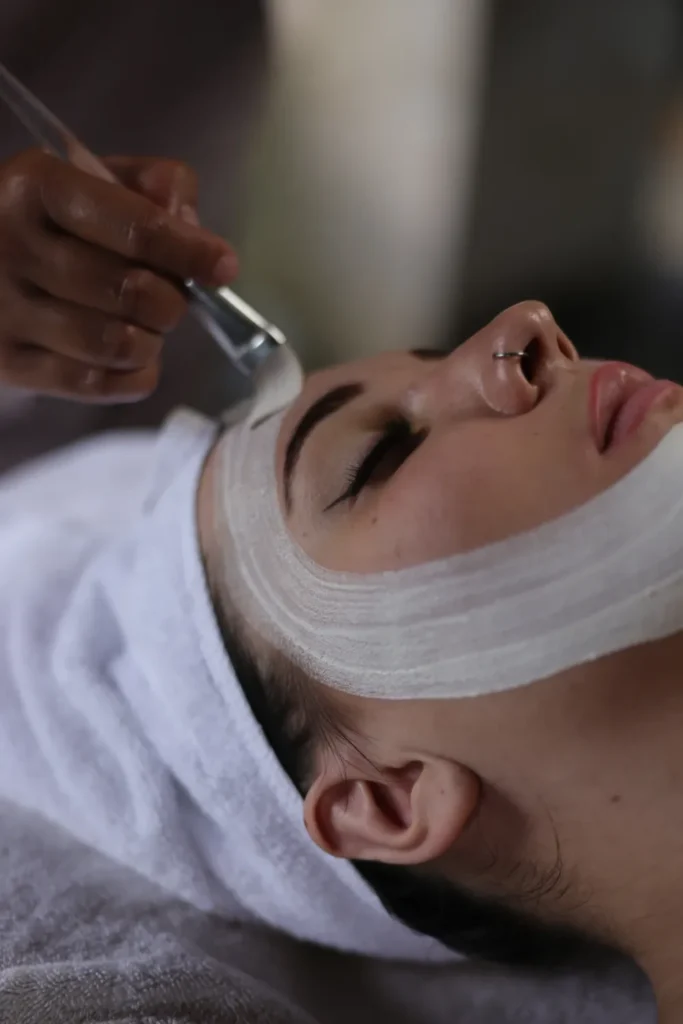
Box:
243;0;683;375
2;0;683;467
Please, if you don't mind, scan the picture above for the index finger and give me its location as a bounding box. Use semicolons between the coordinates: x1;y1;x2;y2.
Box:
38;160;237;287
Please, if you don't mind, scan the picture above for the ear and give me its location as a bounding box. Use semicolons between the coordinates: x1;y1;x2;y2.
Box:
304;752;480;865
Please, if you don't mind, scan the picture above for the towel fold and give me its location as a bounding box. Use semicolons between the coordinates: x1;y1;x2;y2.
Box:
0;409;448;961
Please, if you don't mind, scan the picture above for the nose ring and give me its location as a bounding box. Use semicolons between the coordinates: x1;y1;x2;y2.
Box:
492;350;527;361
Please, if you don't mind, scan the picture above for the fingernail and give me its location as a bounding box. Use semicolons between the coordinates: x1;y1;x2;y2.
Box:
212;251;239;286
180;203;200;227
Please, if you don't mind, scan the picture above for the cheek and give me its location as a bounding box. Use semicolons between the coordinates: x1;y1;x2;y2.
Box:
304;407;647;574
348;423;603;570
443;642;683;814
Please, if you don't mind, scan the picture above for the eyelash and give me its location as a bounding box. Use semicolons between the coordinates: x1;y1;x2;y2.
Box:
325;416;427;511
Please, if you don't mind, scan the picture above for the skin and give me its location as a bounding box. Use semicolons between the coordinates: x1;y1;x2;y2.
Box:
276;300;679;568
198;300;683;1021
0;149;237;401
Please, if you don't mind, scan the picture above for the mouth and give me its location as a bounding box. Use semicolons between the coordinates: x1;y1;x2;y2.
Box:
590;363;680;453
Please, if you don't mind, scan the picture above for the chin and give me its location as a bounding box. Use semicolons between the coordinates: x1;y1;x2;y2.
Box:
612;402;683;468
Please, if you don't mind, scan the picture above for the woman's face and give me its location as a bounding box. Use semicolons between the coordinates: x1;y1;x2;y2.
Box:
266;302;683;975
276;301;683;570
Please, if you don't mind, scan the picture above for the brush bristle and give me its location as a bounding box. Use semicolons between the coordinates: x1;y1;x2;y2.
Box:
248;344;304;426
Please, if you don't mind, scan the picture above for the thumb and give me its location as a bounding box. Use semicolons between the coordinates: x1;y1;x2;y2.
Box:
104;156;199;222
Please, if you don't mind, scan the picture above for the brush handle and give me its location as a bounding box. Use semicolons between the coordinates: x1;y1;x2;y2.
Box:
0;59;282;377
54;143;283;376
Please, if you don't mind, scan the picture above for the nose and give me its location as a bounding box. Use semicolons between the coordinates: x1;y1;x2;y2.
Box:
436;301;577;418
485;301;577;415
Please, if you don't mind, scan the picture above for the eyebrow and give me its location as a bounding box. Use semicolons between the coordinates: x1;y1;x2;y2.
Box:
283;382;364;509
281;349;448;510
409;346;449;359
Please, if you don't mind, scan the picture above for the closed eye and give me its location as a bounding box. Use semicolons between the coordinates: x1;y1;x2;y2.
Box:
325;416;427;511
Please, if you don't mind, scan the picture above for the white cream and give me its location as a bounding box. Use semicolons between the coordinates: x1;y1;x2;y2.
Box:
217;395;683;700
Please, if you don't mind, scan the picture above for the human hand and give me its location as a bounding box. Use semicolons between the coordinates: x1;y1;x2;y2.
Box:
0;149;238;402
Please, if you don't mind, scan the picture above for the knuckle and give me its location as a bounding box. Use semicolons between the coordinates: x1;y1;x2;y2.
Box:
98;318;135;363
117;268;184;332
117;267;159;322
147;159;197;201
125;207;167;261
99;319;130;363
165;159;189;175
103;321;162;368
171;161;198;196
71;363;107;398
76;318;118;364
158;158;185;180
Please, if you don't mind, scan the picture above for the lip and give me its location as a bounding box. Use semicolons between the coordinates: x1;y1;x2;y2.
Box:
590;362;679;452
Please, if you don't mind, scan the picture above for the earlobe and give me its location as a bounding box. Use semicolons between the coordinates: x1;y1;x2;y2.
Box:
304;757;480;866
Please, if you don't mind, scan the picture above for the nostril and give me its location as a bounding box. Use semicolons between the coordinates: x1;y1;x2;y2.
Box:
521;337;541;383
557;331;576;362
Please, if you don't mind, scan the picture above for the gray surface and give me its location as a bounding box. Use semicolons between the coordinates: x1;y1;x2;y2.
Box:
0;800;654;1024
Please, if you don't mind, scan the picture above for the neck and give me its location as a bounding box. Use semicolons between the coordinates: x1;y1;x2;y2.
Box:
614;795;683;1015
558;633;683;1018
637;927;683;1023
610;775;683;1019
662;995;683;1023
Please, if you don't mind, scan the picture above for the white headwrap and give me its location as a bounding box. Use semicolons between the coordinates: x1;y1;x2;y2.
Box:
0;408;450;962
218;394;683;700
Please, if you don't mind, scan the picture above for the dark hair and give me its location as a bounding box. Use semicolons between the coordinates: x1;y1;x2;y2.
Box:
217;603;596;969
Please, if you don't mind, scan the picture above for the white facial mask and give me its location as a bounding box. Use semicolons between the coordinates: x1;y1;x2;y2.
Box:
216;403;683;700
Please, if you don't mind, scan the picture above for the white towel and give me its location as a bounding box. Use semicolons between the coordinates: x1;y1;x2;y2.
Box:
0;798;652;1024
0;409;450;962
